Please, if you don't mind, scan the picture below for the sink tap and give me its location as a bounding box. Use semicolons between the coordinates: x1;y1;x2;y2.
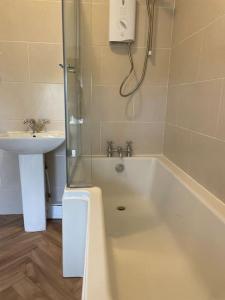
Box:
36;119;50;132
24;119;36;134
23;119;50;134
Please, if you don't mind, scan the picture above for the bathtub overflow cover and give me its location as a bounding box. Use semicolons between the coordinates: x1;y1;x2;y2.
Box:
115;163;125;173
117;206;126;211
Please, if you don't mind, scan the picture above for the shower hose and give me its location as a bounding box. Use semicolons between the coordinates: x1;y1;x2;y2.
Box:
119;0;156;97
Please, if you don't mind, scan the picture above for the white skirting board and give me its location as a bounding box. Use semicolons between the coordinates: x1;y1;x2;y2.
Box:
47;203;62;219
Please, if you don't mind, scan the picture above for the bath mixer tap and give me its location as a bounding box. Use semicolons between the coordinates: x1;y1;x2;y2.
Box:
106;141;133;157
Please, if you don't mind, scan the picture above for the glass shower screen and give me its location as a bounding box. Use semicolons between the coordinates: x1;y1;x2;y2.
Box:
62;0;92;187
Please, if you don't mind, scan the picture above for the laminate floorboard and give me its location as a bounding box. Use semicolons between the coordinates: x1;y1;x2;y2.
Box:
0;216;82;300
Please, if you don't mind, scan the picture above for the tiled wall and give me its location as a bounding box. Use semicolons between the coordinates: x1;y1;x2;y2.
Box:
81;0;174;155
0;0;65;213
5;0;225;211
164;0;225;202
0;0;176;213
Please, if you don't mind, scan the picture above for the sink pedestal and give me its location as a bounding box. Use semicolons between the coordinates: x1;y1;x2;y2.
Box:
0;130;65;232
19;154;46;232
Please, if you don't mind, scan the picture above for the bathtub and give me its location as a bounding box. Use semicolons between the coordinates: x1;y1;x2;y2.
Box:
62;156;225;300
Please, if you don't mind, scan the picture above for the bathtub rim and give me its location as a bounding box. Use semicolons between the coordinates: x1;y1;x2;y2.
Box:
157;156;225;226
91;154;225;225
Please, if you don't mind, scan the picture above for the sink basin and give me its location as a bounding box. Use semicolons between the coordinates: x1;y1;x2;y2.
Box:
0;130;65;232
0;131;65;154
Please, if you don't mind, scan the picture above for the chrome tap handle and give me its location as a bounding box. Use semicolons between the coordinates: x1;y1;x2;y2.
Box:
23;118;35;125
107;141;113;150
23;119;36;133
39;119;50;125
126;141;133;157
106;141;113;157
37;119;50;132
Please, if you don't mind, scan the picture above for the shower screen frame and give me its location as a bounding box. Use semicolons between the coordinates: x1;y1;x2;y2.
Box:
62;0;93;188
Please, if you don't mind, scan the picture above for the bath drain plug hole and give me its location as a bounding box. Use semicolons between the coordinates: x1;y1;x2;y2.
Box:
117;206;126;211
115;164;125;173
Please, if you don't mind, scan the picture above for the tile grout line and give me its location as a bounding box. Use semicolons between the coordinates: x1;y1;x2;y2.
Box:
162;0;175;153
169;76;225;88
166;122;225;145
27;44;31;82
99;121;102;154
215;78;225;137
0;40;62;45
172;10;225;49
195;29;205;83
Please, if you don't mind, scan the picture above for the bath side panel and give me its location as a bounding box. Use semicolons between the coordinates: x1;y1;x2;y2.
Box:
62;193;88;277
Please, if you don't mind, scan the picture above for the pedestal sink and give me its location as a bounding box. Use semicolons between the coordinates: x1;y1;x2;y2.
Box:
0;131;65;232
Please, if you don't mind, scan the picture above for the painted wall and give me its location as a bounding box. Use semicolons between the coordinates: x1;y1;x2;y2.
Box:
164;0;225;202
0;0;65;213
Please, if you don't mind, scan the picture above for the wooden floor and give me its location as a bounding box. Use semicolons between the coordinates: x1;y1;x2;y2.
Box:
0;215;82;300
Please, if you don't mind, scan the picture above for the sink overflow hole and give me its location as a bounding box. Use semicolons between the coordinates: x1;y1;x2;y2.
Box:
117;206;126;211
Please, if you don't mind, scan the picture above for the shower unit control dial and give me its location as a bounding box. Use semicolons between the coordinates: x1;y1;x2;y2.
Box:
109;0;136;43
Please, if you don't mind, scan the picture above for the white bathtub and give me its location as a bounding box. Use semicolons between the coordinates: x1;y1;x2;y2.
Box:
63;156;225;300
